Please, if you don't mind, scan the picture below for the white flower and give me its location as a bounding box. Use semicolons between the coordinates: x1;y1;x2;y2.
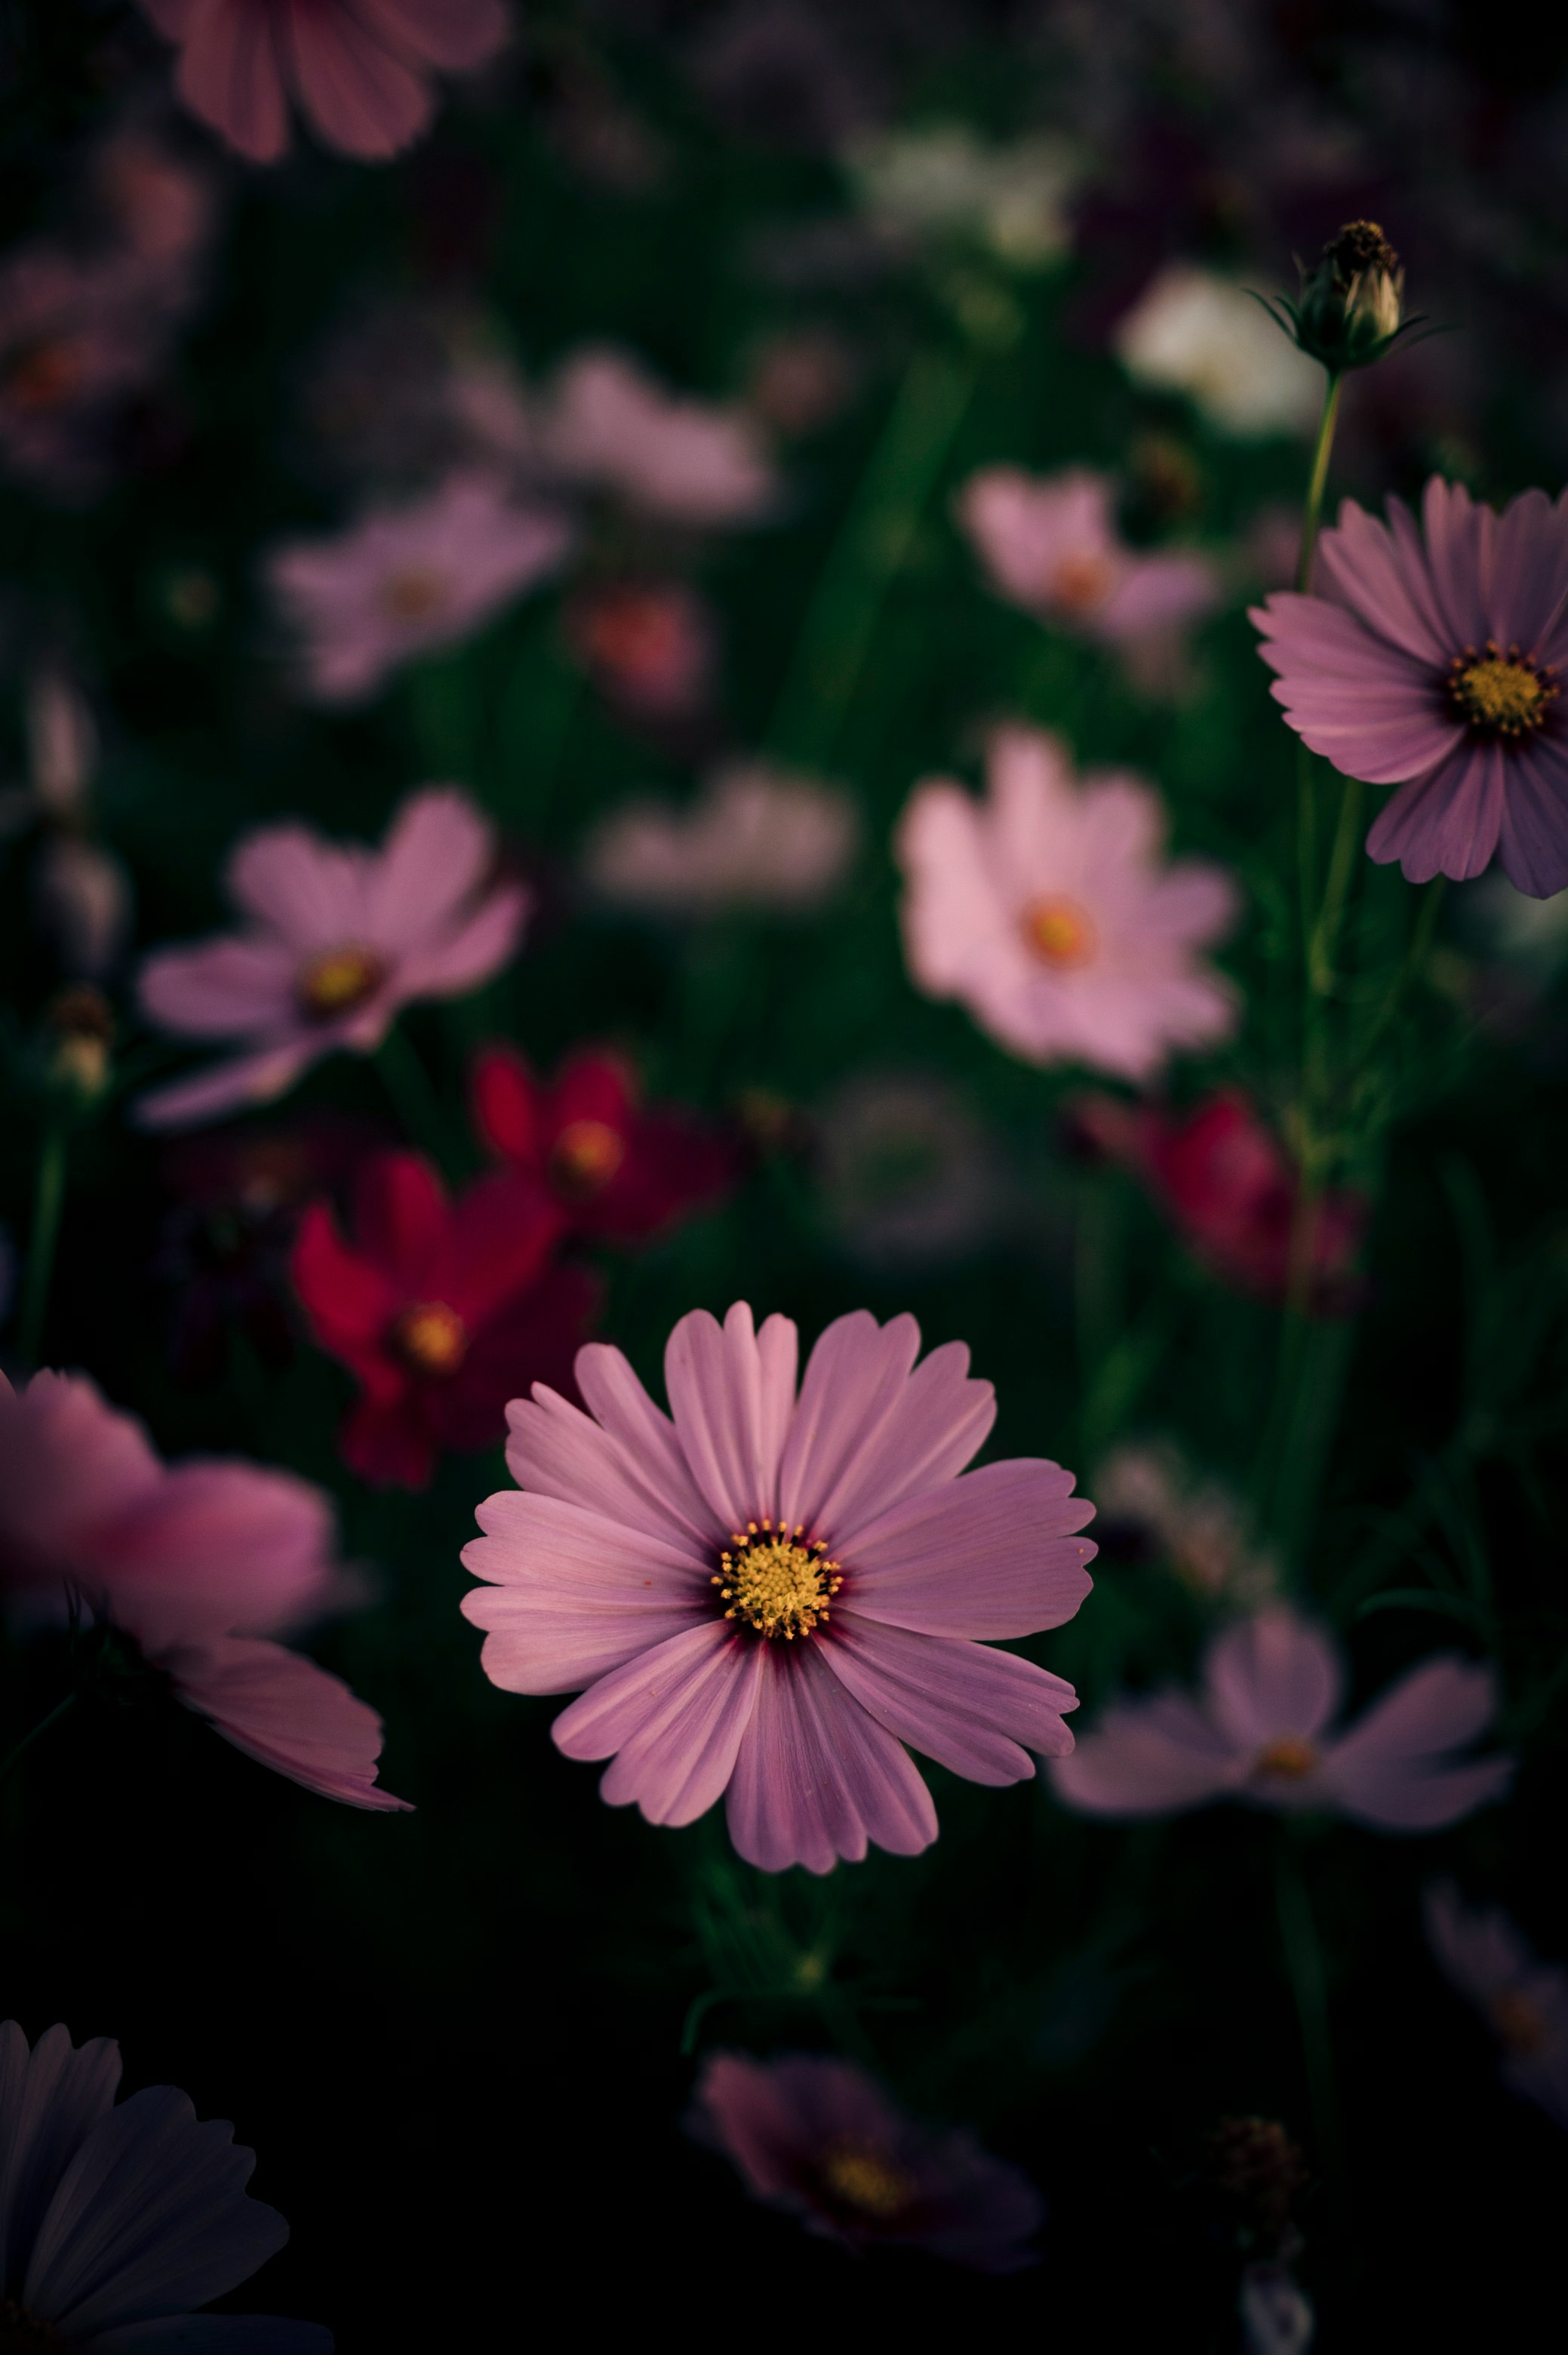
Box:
845;125;1076;267
585;762;859;916
1115;264;1322;438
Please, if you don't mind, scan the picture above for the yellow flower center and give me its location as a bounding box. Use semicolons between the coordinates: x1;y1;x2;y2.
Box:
1447;641;1558;737
1490;1991;1551;2056
296;944;384;1021
712;1518;841;1640
382;565;448;621
551;1118;626;1196
821;2144;912;2219
1050;550;1116;614
1020;894;1099;969
392;1300;469;1377
1254;1736;1319;1781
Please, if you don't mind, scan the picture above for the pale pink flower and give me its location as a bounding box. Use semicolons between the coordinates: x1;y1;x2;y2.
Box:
463;1301;1094;1873
1051;1607;1511;1831
540;346;779;527
140;0;509;166
0;2018;330;2350
0;1368;407;1811
895;725;1237;1080
586;762;859;915
1424;1879;1568;2130
267;472;573;704
1094;1440;1279;1607
136;785;526;1130
957;465;1221;652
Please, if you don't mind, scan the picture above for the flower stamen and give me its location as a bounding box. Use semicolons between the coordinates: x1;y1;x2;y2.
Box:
1254;1735;1318;1781
1021;894;1099;969
1446;641;1558;738
381;565;448;620
551;1118;626;1195
820;2144;912;2219
296;944;384;1021
712;1516;841;1640
392;1300;468;1376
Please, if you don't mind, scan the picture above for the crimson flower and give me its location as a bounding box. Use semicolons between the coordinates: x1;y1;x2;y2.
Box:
471;1044;740;1242
291;1149;596;1489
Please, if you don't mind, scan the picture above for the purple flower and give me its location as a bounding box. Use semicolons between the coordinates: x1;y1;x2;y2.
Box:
463;1301;1095;1873
1252;478;1568;896
1050;1607;1511;1831
690;2051;1043;2270
0;2018;330;2348
136;786;527;1130
540;346;779;527
1425;1879;1568;2131
956;465;1221;657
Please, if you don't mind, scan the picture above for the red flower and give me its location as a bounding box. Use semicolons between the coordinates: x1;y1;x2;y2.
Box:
291;1149;596;1489
471;1044;740;1242
1071;1089;1367;1313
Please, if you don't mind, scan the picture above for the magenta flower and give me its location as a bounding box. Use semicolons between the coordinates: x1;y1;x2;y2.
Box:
1253;478;1568;896
896;724;1237;1080
267;471;571;705
0;1368;407;1811
541;346;778;527
1050;1607;1511;1831
463;1301;1094;1873
957;465;1220;652
0;2018;329;2349
1425;1879;1568;2131
690;2051;1043;2270
136;785;526;1130
140;0;508;166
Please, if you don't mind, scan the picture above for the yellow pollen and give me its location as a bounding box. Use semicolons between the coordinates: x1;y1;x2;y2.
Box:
392;1300;468;1376
1050;550;1116;614
382;565;448;621
551;1118;626;1195
1490;1991;1551;2056
1447;641;1557;737
1255;1735;1319;1781
296;944;384;1021
1020;894;1099;969
821;2144;912;2219
712;1516;841;1640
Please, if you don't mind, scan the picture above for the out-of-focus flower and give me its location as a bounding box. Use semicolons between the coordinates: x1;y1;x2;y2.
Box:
1424;1879;1568;2130
267;472;573;705
1071;1090;1367;1312
540;347;778;528
564;579;717;719
136;786;527;1131
1265;220;1410;378
1051;1606;1511;1830
1114;264;1322;438
33;836;131;979
1202;2113;1310;2253
1240;2261;1316;2355
896;725;1237;1082
814;1070;1006;1270
743;326;858;438
1;667;132;978
0;1368;406;1809
471;1044;739;1242
1093;1440;1279;1607
958;466;1221;662
463;1301;1093;1873
40;984;116;1108
0;2018;331;2350
688;2;872;153
585;762;859;916
846;125;1075;268
690;2051;1043;2270
1253;477;1568;896
292;1149;595;1491
140;0;509;166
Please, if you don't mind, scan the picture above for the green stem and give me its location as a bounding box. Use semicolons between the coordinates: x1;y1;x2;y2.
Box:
1296;373;1343;593
0;1688;77;1795
375;1028;459;1178
1357;876;1447;1067
1274;1831;1342;2178
17;1122;67;1365
1309;774;1367;999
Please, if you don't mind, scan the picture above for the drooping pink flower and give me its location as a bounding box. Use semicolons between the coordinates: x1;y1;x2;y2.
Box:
563;578;717;719
0;1368;407;1810
586;762;859;915
540;346;778;526
140;0;509;166
1253;478;1568;896
267;471;573;704
136;785;527;1130
690;2051;1043;2270
896;725;1237;1081
463;1301;1094;1873
1050;1607;1511;1831
0;2018;331;2350
1424;1879;1568;2131
957;465;1221;654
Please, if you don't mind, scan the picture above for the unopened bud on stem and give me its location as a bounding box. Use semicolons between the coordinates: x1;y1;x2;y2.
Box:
1258;220;1422;376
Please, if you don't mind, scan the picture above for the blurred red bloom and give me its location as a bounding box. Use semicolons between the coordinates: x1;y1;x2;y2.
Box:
1072;1088;1367;1313
292;1149;595;1489
564;578;715;717
471;1044;740;1242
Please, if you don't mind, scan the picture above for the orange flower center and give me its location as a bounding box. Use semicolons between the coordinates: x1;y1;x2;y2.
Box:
1050;551;1116;614
392;1300;469;1377
1447;640;1557;737
381;565;449;621
1020;894;1099;968
550;1118;626;1196
6;337;81;412
712;1516;841;1640
296;944;384;1021
1490;1991;1551;2055
820;2144;912;2218
1255;1736;1319;1780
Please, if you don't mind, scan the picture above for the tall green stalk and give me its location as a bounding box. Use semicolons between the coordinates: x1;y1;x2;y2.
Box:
1274;1831;1342;2178
17;1121;66;1367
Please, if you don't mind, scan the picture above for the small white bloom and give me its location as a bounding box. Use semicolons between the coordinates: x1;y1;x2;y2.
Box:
1115;264;1322;438
845;124;1076;267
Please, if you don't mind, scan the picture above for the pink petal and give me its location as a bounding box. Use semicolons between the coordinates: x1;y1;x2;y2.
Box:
368;0;509;69
664;1303;798;1528
88;1460;337;1635
1203;1610;1342;1747
1316;494;1455;664
281;0;433;161
1049;1690;1243;1816
1487;486;1568;651
152;1633;410;1811
226;823;368;947
363;786;494;954
502;1377;713;1552
777;1311;995;1541
461;1489;710;1693
392;882;528;1002
0;2021;121;2292
1365;740;1507;884
841;1461;1094;1640
1254;593;1462;784
1327;1752;1514;1832
1419;476;1491;652
171;0;291;165
137;937;296;1039
1496;737;1568;898
132;1041;321;1132
1321;1655;1511;1830
551;1621;764;1826
724;1645;937;1873
0;1371;161;1570
821;1613;1077;1783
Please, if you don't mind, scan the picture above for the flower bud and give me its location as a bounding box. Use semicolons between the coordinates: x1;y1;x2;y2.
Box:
1287;220;1408;373
42;984;115;1105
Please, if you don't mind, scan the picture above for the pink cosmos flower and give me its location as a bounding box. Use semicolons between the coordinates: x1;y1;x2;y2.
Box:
540;346;778;527
690;2051;1043;2270
957;465;1220;652
136;785;526;1130
140;0;509;166
0;2019;330;2350
895;725;1237;1080
267;471;573;705
1050;1607;1511;1830
586;762;859;915
463;1301;1095;1873
0;1368;407;1810
1425;1879;1568;2130
1253;478;1568;896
